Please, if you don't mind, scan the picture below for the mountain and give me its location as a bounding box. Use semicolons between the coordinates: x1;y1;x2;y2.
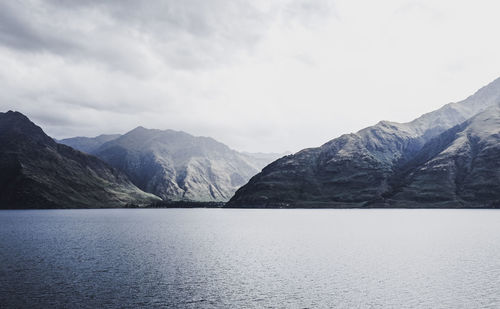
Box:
59;134;121;153
228;77;500;208
384;104;500;207
61;134;285;172
90;127;278;202
0;111;160;209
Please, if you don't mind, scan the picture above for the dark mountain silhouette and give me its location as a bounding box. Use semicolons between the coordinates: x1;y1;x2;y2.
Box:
0;111;159;209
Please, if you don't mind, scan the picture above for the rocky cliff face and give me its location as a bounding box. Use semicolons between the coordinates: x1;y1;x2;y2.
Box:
228;77;500;208
91;127;277;202
0;111;159;209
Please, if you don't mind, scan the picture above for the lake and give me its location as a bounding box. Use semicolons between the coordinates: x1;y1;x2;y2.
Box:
1;209;500;308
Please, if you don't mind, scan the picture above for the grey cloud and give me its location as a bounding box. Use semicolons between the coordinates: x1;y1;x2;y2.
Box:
0;2;74;53
27;110;77;127
50;0;266;38
0;0;270;73
1;0;382;153
0;0;333;74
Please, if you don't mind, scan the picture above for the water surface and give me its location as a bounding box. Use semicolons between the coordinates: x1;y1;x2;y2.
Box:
1;209;500;308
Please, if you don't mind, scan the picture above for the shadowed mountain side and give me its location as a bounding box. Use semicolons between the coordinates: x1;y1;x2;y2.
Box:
0;111;160;209
383;104;500;207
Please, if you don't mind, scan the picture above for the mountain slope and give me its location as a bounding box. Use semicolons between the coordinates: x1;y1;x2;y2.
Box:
384;104;500;207
91;127;272;202
0;111;159;209
228;77;500;207
59;134;121;153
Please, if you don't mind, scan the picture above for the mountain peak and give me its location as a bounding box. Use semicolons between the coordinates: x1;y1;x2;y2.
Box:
6;110;21;115
3;110;31;121
0;111;54;146
131;125;148;131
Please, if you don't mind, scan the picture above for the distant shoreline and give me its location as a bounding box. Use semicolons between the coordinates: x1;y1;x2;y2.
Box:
2;204;500;210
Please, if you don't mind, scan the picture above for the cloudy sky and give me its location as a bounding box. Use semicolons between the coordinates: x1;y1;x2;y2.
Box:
1;0;500;153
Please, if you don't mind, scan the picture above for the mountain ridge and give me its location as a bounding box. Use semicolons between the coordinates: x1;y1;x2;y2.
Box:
381;104;500;208
58;134;121;153
86;126;283;202
228;77;500;208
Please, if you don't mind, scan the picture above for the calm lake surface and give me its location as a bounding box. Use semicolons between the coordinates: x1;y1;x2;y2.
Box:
1;209;500;308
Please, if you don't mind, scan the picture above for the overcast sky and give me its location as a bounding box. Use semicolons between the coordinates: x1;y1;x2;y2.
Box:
1;0;500;153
